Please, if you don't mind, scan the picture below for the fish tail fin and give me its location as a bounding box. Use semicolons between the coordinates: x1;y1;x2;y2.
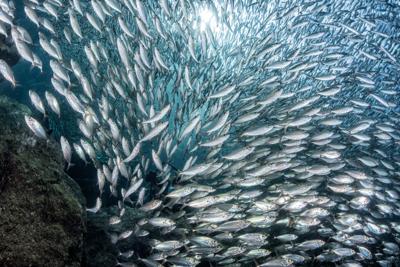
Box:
66;162;75;171
13;81;22;88
29;64;35;72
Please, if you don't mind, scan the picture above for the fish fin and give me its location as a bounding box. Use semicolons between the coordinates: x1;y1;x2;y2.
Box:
66;162;75;171
13;81;22;88
69;82;78;88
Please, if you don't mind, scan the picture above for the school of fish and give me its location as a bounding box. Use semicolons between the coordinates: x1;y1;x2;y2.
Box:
1;0;400;266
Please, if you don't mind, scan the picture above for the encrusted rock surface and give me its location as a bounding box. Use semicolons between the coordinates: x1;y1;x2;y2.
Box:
0;96;86;267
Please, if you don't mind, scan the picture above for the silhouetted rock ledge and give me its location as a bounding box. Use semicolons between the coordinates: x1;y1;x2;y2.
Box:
0;33;19;68
0;96;86;267
82;206;147;267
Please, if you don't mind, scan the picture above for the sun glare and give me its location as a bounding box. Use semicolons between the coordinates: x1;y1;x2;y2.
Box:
198;7;219;32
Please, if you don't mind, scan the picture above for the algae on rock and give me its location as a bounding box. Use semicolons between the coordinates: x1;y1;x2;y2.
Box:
0;96;86;267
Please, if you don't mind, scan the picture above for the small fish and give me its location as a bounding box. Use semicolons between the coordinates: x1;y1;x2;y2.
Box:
148;217;175;227
24;115;47;139
45;91;60;117
29;90;46;116
0;59;16;87
87;197;101;213
60;136;73;169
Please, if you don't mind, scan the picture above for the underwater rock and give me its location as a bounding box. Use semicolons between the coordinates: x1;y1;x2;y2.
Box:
0;96;86;267
83;208;119;267
0;34;19;67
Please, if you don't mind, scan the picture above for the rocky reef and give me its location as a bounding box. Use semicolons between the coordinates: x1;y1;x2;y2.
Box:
0;96;149;267
0;96;86;267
